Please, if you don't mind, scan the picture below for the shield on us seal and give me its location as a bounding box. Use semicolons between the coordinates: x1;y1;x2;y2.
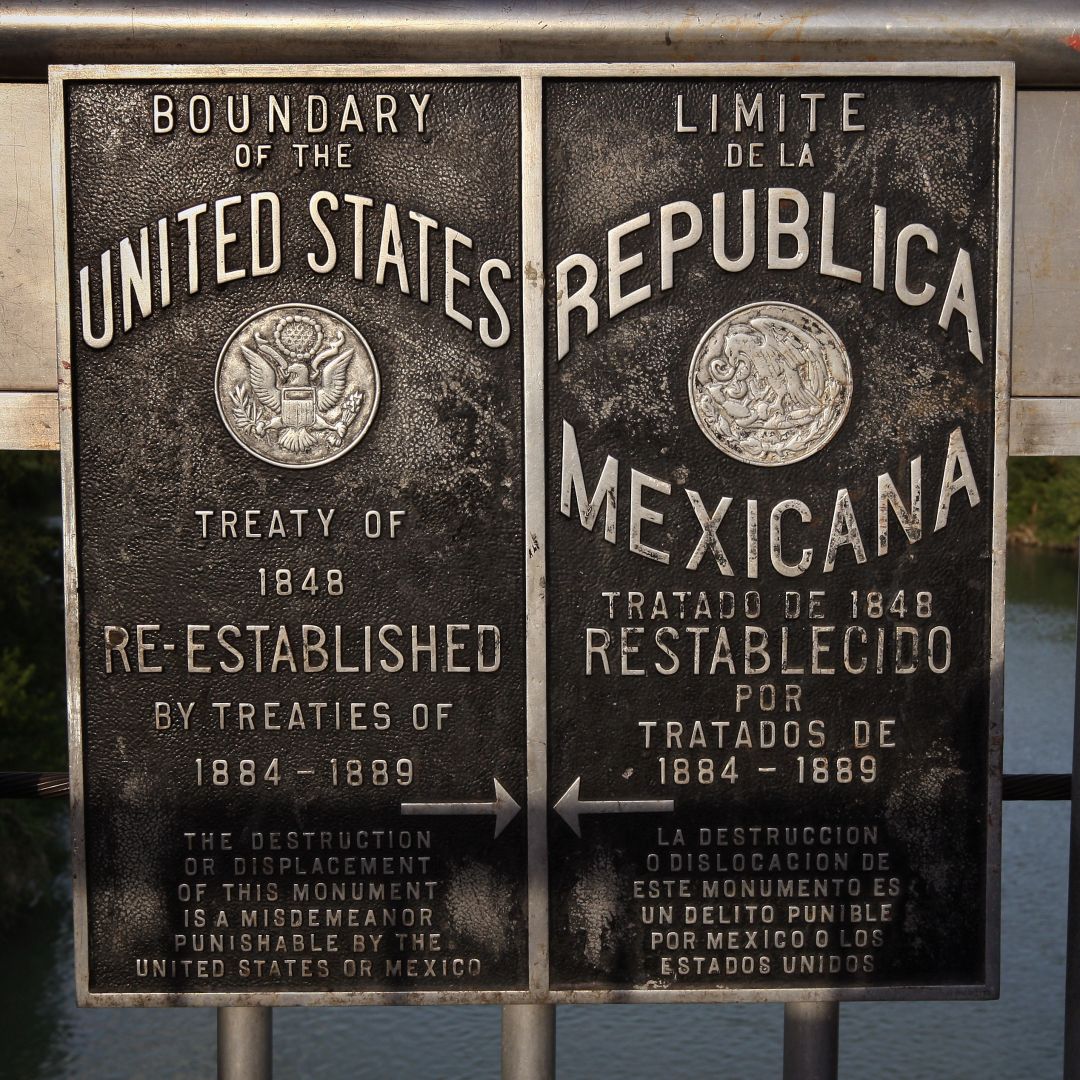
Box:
281;386;316;430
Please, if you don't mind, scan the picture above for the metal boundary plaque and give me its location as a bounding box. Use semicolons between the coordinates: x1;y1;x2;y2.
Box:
54;64;534;1008
539;65;1010;1004
52;62;1012;1006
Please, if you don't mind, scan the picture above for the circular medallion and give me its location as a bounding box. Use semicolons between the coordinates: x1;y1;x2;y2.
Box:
688;302;853;467
215;304;380;469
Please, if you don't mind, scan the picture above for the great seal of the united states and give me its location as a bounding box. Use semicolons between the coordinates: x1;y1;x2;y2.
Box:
215;303;380;469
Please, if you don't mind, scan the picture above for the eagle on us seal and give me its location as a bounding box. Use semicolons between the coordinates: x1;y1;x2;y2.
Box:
230;312;364;451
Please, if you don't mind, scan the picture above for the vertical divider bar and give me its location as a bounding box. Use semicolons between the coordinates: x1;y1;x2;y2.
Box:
1063;542;1080;1079
48;66;93;1008
218;1006;272;1080
522;65;552;993
520;66;549;1000
783;1002;839;1080
502;70;556;1080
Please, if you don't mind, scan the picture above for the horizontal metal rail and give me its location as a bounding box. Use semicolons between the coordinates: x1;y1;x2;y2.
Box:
0;770;71;798
1006;773;1073;800
0;1;1078;85
0;770;1071;800
10;389;1080;458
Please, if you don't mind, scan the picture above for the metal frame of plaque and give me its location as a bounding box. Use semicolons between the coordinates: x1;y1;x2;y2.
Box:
53;62;1011;1006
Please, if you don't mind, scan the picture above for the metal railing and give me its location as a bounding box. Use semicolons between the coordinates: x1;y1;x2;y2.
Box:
2;3;1080;1077
0;1;1078;84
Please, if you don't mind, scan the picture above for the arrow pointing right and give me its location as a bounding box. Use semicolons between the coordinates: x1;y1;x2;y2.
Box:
401;778;521;838
553;777;674;837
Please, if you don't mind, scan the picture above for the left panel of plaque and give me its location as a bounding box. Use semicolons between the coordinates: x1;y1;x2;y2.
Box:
54;73;526;1001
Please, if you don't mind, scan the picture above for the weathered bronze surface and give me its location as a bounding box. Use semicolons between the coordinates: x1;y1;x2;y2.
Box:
544;72;1009;998
56;71;528;1002
55;64;1010;1005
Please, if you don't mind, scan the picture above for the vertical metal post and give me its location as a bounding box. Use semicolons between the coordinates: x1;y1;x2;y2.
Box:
501;1004;555;1080
218;1006;272;1080
783;1002;839;1080
1063;545;1080;1079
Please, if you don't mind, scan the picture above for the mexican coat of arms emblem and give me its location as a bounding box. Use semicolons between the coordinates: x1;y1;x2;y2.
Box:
688;301;853;467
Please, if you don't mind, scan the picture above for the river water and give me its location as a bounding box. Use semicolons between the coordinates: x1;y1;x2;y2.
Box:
2;546;1076;1079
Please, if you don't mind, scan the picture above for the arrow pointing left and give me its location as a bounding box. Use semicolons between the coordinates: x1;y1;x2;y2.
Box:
554;777;674;837
401;778;521;838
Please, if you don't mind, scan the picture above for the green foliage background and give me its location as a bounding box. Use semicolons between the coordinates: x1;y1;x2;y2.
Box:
0;452;65;770
0;452;66;923
1007;457;1080;550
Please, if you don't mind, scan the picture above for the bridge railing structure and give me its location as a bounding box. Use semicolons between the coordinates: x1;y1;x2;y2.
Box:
2;4;1080;1078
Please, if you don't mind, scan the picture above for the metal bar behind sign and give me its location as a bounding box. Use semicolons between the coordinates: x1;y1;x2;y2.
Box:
3;770;1071;801
1063;545;1080;1079
218;1006;272;1080
9;389;1080;459
0;1;1079;85
783;1002;839;1080
501;1004;555;1080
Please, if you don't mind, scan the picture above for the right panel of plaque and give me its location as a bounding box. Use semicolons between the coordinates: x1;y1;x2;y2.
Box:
545;67;1011;999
